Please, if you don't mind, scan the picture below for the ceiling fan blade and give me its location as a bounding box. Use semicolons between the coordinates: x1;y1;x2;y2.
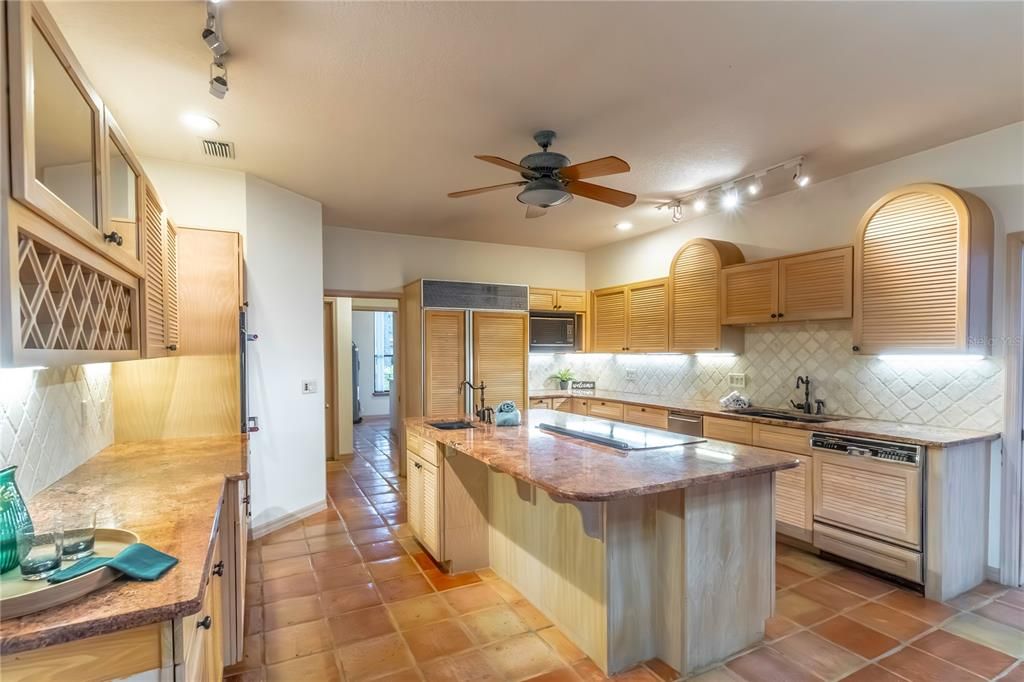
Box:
525;205;547;219
448;181;526;198
475;155;537;176
566;180;637;208
559;156;630;181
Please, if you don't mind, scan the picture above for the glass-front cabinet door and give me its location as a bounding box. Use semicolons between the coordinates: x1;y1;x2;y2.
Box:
6;1;143;277
105;113;143;264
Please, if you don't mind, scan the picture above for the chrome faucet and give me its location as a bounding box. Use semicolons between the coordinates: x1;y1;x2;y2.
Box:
790;375;812;414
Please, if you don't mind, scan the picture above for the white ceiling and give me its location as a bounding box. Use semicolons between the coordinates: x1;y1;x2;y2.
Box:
49;1;1023;251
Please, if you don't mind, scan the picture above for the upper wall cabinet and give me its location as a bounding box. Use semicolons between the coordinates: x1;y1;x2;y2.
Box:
668;238;745;353
592;279;669;353
139;182;180;358
721;247;853;325
6;1;142;277
529;288;587;312
853;184;993;355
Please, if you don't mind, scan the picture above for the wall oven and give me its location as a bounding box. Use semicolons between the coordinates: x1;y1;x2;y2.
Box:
529;312;580;352
810;433;925;585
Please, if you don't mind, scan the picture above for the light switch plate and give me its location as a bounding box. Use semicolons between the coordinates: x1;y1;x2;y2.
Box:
302;380;318;394
728;373;746;388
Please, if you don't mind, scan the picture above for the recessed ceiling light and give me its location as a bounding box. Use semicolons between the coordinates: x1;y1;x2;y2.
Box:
615;222;633;231
181;112;220;133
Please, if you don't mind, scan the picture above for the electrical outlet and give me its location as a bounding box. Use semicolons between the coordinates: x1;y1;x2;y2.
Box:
728;373;746;388
625;369;638;381
79;400;88;426
302;380;318;395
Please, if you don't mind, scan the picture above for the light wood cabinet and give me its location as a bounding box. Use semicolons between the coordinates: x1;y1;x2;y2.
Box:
669;238;745;353
591;286;628;352
588;399;623;421
853;184;993;354
623;404;668;430
423;310;465;417
530;397;552;409
572;398;591;415
703;416;753;444
721;247;852;325
753;423;812;541
552;397;573;412
592;279;669;352
139;181;180;359
529;288;587;312
473;311;528;410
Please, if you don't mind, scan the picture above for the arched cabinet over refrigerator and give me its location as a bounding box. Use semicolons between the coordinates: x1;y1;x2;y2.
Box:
668;238;745;353
853;183;993;355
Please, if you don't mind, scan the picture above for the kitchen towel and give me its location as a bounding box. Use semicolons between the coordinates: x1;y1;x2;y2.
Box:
495;400;522;427
47;543;179;583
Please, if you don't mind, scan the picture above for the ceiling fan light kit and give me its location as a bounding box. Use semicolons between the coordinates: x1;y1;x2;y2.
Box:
448;130;636;218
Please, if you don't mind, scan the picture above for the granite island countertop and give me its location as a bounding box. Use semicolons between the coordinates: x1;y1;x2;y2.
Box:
529;389;1000;448
405;409;799;501
0;435;247;655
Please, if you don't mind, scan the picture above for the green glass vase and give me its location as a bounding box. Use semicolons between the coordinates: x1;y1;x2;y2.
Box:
0;465;34;574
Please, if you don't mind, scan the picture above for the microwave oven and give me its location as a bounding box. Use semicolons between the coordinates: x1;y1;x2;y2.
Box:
529;312;580;352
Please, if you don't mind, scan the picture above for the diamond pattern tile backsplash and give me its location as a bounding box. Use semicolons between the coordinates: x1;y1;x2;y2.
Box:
530;321;1005;432
0;364;113;500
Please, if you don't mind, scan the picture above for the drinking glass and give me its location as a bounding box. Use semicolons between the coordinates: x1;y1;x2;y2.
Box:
62;508;97;560
17;524;63;580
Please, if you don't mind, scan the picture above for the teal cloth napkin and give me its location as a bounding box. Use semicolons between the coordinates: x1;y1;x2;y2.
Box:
496;408;521;427
47;543;178;583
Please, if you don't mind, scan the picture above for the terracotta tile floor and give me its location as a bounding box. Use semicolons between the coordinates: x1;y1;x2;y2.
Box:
226;417;1024;681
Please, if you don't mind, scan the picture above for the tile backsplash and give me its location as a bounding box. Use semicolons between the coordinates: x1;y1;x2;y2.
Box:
0;364;113;499
530;321;1004;432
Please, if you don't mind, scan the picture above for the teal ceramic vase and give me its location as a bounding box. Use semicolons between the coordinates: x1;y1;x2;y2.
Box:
0;466;34;573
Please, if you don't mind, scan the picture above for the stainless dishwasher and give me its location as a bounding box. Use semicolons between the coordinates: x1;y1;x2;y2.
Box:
668;411;703;436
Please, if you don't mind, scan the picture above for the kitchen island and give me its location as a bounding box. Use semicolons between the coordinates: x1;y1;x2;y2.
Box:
405;409;799;676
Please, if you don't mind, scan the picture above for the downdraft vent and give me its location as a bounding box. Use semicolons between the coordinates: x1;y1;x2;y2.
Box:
201;139;235;159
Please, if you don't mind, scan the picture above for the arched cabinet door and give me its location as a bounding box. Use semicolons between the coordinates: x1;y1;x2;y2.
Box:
853;183;993;355
668;238;744;353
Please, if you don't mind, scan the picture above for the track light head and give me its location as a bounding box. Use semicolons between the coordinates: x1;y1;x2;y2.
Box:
693;195;708;212
721;187;740;210
209;61;228;99
202;27;229;57
793;163;810;187
747;174;764;195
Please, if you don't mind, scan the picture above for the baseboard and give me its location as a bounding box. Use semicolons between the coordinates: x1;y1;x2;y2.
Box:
251;499;328;539
985;564;1003;584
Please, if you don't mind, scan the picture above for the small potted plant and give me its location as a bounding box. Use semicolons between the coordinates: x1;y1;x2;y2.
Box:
550;368;575;390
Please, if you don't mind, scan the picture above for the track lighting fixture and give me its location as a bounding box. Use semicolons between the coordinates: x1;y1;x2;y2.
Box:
202;3;229;57
655;155;809;223
209;61;228;99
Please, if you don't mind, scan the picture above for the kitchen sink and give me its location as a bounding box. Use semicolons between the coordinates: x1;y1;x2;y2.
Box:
428;420;476;430
730;408;835;424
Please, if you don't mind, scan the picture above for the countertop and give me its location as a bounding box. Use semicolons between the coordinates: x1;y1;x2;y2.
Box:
529;389;1000;448
405;410;799;501
0;435;247;655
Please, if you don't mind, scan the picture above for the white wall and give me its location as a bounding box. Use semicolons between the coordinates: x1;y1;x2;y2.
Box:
141;158;247;236
323;226;586;292
352;311;390;417
244;175;326;531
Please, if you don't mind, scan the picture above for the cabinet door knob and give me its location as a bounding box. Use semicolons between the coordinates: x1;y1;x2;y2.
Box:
212;561;225;577
197;616;212;630
852;345;860;352
103;230;124;246
165;344;178;352
777;313;784;319
770;313;778;319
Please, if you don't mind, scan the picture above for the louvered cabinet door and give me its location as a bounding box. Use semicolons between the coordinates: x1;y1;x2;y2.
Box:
424;310;465;417
669;238;743;352
720;261;779;325
779;247;852;322
473;312;528;409
591;287;627;352
141;182;168;358
163;220;180;352
528;288;557;311
775;454;813;541
626;279;668;352
407;454;424;540
419;458;442;560
813;450;922;549
853;184;992;354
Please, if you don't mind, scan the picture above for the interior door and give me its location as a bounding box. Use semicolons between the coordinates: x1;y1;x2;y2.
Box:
473;311;528;410
424;310;466;417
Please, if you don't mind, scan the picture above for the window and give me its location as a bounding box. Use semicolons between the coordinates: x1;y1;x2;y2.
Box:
373;311;395;395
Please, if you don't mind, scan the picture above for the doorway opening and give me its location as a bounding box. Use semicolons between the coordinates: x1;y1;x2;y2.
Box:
1002;232;1024;587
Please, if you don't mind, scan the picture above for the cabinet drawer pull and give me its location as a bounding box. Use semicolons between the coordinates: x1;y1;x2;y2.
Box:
414;462;422;469
242;495;250;504
212;561;224;577
197;616;212;630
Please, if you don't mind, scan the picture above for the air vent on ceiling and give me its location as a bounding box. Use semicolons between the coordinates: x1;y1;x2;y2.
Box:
201;139;235;159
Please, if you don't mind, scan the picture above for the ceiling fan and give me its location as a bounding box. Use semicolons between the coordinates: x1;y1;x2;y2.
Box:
448;130;636;219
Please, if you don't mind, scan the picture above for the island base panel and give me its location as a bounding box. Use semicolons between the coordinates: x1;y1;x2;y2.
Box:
486;470;776;675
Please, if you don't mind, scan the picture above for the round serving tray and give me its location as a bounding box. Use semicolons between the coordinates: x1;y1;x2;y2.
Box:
0;528;140;620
